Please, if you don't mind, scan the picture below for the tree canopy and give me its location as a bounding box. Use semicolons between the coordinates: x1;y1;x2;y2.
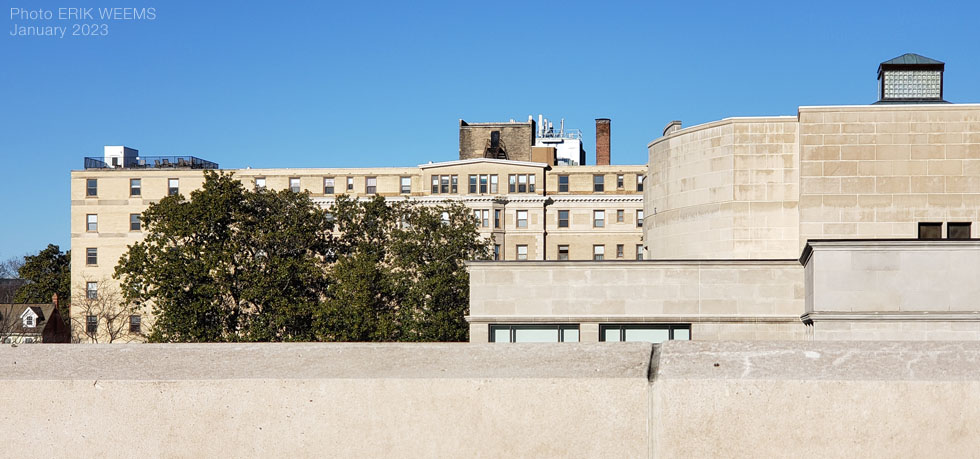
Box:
115;171;490;342
14;244;71;319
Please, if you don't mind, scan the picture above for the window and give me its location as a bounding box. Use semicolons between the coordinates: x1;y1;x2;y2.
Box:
324;178;335;194
637;210;644;228
616;244;624;258
558;175;569;193
508;174;534;193
468;175;477;193
558;245;569;260
636;244;644;260
400;177;411;194
130;214;141;231
516;245;528;260
86;248;97;265
24;315;34;328
432;175;456;194
600;324;691;343
616;209;624;223
431;176;439;194
493;244;500;260
494;209;501;229
347;177;354;191
529;174;536;192
441;175;450;194
918;222;942;240
617;174;624;189
948;222;972;239
255;177;266;190
508;175;516;193
86;282;98;300
594;210;605;228
86;214;98;232
473;210;489;228
86;315;97;334
517;175;527;193
490;175;498;193
289;177;301;193
516;210;528;228
558;210;569;228
130;178;141;196
168;178;179;196
366;177;377;194
130;315;141;333
593;175;605;192
490;324;579;343
451;175;458;193
593;245;605;261
637;174;645;192
86;178;97;196
479;174;488;193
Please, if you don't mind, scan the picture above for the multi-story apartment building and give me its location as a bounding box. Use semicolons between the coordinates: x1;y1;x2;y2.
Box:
469;54;980;343
70;118;645;340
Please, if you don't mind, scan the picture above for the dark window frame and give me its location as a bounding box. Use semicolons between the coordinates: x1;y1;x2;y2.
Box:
489;324;579;343
918;222;942;240
130;213;141;231
599;324;692;342
86;178;98;197
948;222;972;240
86;315;98;334
86;248;97;265
130;178;141;196
558;210;569;228
558;175;569;193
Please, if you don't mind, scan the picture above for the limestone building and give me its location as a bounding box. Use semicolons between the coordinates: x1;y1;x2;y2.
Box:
70;118;644;341
468;54;980;343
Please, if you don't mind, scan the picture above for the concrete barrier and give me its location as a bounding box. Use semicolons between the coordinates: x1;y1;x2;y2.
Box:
2;341;979;457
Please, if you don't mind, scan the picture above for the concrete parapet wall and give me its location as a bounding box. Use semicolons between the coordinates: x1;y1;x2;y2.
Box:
3;341;979;457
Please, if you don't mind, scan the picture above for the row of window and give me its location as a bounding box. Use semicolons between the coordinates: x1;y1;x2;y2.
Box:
88;174;645;198
494;244;644;261
489;324;689;343
86;178;178;197
474;209;644;230
84;314;141;334
85;214;141;233
917;222;972;240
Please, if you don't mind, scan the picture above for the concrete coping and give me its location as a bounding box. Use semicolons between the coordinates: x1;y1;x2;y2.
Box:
801;239;980;265
655;341;980;382
0;343;654;381
648;115;798;147
466;259;801;268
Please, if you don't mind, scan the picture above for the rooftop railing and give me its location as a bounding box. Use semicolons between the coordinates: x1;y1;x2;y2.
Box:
83;156;219;170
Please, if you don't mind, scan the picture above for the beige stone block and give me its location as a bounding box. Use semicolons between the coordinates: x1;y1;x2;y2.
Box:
911;144;945;160
875;122;910;133
876;177;910;193
876;144;910;160
822;195;857;208
841;145;875;161
842;123;875;134
801;161;823;176
946;176;980;193
911;176;945;193
822;223;857;235
801;134;823;146
928;160;963;176
805;146;841;161
911;122;945;133
839;208;875;223
947;144;980;160
858;194;893;209
809;123;841;135
802;177;840;194
840;177;875;194
824;161;858;176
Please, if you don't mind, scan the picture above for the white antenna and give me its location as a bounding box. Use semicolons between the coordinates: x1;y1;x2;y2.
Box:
560;118;564;137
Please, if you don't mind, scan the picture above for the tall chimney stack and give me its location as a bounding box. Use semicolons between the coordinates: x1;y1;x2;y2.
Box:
595;118;610;165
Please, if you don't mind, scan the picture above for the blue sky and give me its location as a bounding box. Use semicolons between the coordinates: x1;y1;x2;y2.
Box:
1;0;979;261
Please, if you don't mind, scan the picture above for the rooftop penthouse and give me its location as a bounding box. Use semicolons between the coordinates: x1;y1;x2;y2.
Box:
83;146;218;170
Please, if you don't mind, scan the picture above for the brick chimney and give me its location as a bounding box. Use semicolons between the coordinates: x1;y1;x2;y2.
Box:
595;118;610;165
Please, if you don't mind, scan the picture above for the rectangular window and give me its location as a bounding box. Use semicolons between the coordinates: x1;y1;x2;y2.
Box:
493;244;500;260
558;245;569;261
86;282;98;300
130;214;141;231
490;175;498;193
617;174;624;189
168;178;179;196
948;222;972;239
637;210;644;228
441;175;450;194
347;177;354;191
366;177;377;194
494;209;501;229
479;175;488;193
86;178;97;196
323;178;335;194
86;248;97;265
593;245;605;261
130;178;141;196
400;177;411;194
918;222;942;240
129;315;141;333
594;210;605;228
593;175;605;192
637;174;645;192
616;209;624;223
489;324;579;343
516;245;528;260
468;175;477;193
558;210;569;228
636;244;644;260
289;177;301;193
86;315;97;334
451;175;458;194
529;174;536;192
431;176;439;194
600;324;691;343
516;210;528;228
86;214;98;232
481;209;490;228
558;175;569;193
616;244;624;258
255;177;266;190
517;175;527;193
508;175;516;193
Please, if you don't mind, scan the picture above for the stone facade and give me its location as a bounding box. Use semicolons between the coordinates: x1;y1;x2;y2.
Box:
458;120;535;161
